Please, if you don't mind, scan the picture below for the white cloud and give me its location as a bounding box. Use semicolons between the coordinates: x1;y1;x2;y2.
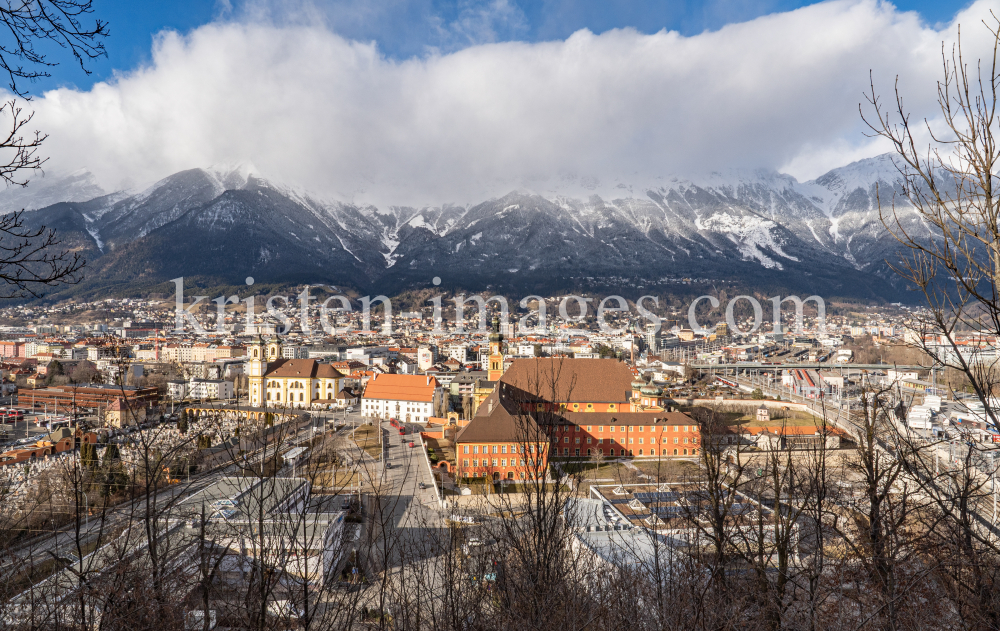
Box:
14;0;996;206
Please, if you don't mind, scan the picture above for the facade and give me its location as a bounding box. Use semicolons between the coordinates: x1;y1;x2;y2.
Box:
25;384;159;411
456;358;702;480
187;378;234;401
361;373;440;423
417;346;436;371
455;390;549;481
106;397;148;428
167;380;187;400
545;411;701;458
247;336;344;408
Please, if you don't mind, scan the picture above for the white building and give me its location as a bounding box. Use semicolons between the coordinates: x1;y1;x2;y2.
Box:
187;378;234;401
417;346;437;371
167;380;187;400
361;373;441;423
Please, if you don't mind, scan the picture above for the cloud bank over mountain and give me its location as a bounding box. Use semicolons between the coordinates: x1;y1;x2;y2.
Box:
14;0;995;207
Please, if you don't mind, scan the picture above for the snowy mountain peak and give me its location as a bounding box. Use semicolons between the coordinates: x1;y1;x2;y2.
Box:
205;161;260;191
0;168;106;213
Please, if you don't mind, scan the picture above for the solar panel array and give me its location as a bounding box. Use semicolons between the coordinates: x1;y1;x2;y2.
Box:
651;505;686;518
633;492;680;502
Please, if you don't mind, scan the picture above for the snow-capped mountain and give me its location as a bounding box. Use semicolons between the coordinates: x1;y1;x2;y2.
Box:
2;155;923;301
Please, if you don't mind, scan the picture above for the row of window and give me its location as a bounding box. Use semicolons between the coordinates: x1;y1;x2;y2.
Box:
462;458;538;468
553;424;696;433
560;447;697;457
559;436;697;445
266;380;337;389
462;444;537;454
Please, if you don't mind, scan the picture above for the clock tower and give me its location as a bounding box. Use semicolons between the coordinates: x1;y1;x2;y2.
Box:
488;316;505;381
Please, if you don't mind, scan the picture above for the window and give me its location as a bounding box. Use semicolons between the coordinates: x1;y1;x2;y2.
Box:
662;449;667;455
587;449;592;456
520;459;525;466
463;459;469;466
599;426;603;432
638;426;643;432
564;437;569;443
463;446;469;454
575;438;580;444
492;445;498;454
684;437;689;444
638;449;643;455
629;438;634;444
610;449;616;456
693;438;698;444
587;426;592;432
492;459;498;467
674;437;679;444
610;426;615;433
501;445;507;454
501;459;507;466
575;426;580;432
639;438;644;444
587;437;592;444
684;425;689;432
563;448;569;455
673;426;678;432
629;426;633;432
662;438;668;444
473;446;479;454
673;449;678;455
473;459;479;467
683;449;688;455
598;438;603;444
575;448;580;456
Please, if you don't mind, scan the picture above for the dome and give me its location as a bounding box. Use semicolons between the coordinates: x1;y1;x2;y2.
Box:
631;380;647;390
640;386;663;396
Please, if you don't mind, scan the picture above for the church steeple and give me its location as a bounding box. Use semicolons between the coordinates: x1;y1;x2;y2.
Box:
248;334;267;407
488;315;505;381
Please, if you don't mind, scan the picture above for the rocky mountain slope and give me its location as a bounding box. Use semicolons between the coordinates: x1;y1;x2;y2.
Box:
4;154;924;301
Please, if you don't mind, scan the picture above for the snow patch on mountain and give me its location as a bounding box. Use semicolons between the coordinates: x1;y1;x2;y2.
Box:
700;213;798;270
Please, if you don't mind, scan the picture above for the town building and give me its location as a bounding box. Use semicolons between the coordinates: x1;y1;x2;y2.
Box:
247;336;344;408
361;373;441;423
187;378;234;401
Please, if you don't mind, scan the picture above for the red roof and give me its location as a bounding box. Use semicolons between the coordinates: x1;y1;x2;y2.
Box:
362;374;439;403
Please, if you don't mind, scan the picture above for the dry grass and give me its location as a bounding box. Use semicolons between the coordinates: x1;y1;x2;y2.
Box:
311;468;361;490
352;424;382;459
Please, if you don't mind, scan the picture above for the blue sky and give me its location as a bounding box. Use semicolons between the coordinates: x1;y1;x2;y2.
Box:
35;0;970;94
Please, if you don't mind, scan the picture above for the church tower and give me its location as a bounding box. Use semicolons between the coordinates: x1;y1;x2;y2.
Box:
247;335;267;407
488;316;505;381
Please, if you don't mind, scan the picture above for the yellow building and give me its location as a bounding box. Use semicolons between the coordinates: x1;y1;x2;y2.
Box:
247;336;344;408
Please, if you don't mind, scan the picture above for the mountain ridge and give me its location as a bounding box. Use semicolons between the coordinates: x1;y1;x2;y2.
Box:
2;155;923;302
